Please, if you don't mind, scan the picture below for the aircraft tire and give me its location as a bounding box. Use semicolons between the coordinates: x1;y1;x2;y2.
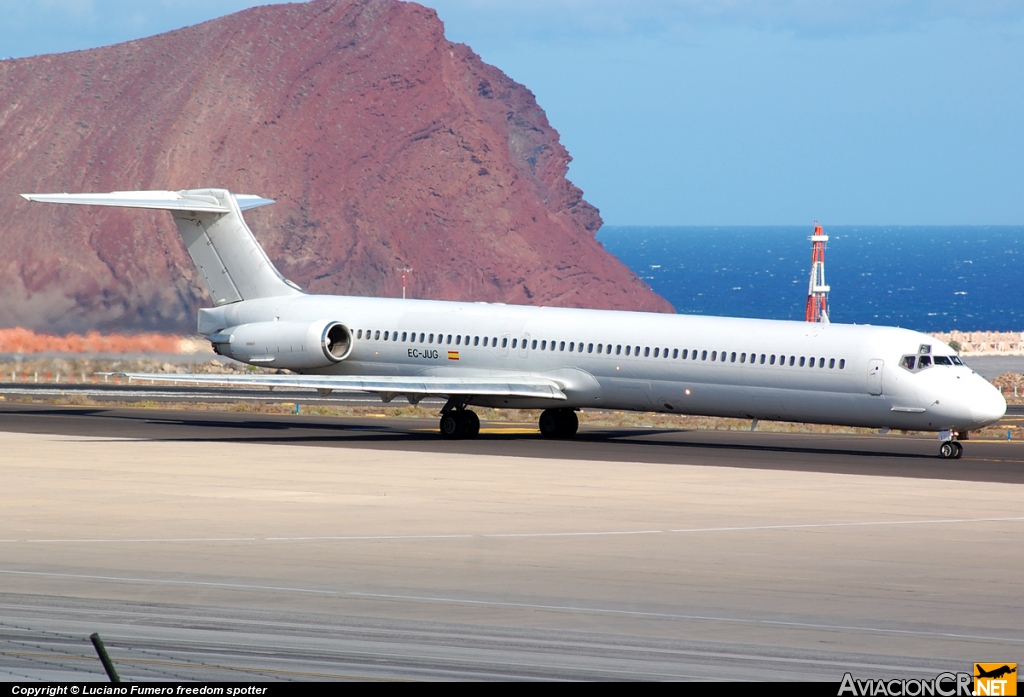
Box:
539;409;561;439
939;441;955;459
464;410;480;439
951;441;963;459
558;409;579;438
440;413;465;439
540;408;578;439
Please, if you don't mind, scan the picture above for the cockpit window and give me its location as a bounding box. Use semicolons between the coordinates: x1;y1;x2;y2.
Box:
933;355;952;366
950;356;964;365
900;355;916;370
918;355;932;368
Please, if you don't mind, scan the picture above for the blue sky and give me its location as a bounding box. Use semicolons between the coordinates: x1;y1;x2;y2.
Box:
1;1;1022;225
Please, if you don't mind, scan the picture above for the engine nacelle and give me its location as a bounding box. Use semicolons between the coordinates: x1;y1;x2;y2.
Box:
210;320;352;370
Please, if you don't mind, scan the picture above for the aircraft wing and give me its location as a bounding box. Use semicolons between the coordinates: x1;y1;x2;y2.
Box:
112;372;567;401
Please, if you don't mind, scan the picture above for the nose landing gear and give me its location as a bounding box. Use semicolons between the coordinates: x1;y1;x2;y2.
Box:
938;431;963;459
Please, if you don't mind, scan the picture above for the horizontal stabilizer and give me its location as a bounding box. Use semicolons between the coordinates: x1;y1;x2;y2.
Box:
21;191;274;212
112;372;568;401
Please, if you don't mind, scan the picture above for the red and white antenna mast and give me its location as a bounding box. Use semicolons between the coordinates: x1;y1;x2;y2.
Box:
398;267;413;299
804;221;830;323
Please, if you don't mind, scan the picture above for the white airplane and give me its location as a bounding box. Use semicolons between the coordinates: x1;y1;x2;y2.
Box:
22;188;1006;458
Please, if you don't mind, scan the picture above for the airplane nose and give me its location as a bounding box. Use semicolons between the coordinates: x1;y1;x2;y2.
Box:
970;382;1006;427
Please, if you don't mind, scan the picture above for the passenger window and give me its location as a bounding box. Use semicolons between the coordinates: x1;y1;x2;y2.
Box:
625;346;631;356
569;342;575;351
731;352;737;363
560;341;566;351
934;356;952;366
588;343;594;353
644;347;651;357
501;337;508;348
787;356;794;366
357;329;363;339
818;358;824;367
721;351;727;362
653;347;659;358
445;335;451;344
682;349;688;359
740;353;746;363
673;349;679;359
474;336;480;346
635;346;640;355
829;358;835;369
711;351;717;361
482;337;488;347
760;354;766;364
512;338;518;349
799;357;806;367
456;335;461;345
372;330;379;340
596;344;602;354
579;343;585;353
617;345;622;355
702;350;708;360
541;340;546;350
531;340;537;350
840;359;846;369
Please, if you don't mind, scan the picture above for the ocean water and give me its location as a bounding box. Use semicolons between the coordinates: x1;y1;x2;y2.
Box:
597;226;1024;332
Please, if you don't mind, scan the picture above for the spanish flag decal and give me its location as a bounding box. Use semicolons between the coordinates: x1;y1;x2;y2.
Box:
447;350;460;360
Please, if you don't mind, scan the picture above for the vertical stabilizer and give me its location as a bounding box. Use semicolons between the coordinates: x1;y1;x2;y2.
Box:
21;188;303;304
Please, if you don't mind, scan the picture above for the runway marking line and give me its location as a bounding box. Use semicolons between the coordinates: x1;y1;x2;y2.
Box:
1;515;1022;546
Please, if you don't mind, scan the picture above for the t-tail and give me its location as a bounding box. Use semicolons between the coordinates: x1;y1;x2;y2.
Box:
21;189;302;304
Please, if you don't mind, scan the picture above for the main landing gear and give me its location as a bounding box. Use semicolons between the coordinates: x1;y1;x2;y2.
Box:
539;408;578;439
439;409;480;440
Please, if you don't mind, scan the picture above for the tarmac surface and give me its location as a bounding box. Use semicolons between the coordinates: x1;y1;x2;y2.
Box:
1;403;1022;681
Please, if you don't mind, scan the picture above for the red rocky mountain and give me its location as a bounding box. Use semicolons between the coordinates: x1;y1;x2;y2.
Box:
0;0;672;333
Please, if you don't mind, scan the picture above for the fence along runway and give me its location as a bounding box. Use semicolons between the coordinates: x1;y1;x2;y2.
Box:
0;407;1022;680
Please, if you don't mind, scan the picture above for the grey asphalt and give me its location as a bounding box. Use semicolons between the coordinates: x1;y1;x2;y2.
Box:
1;405;1022;681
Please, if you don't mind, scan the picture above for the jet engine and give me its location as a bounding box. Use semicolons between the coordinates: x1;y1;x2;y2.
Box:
210;320;352;370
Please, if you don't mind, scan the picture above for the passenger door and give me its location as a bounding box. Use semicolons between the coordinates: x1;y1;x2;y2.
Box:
867;359;884;396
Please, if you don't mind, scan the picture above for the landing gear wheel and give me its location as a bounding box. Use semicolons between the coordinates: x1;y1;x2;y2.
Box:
464;410;480;439
539;409;561;438
951;441;963;459
539;408;578;439
939;441;956;459
559;409;578;438
439;410;480;440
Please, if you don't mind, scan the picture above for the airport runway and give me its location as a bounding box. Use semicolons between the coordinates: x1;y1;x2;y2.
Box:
1;404;1022;681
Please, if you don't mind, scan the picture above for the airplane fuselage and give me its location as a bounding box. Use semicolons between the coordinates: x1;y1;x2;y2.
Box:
199;293;1006;433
